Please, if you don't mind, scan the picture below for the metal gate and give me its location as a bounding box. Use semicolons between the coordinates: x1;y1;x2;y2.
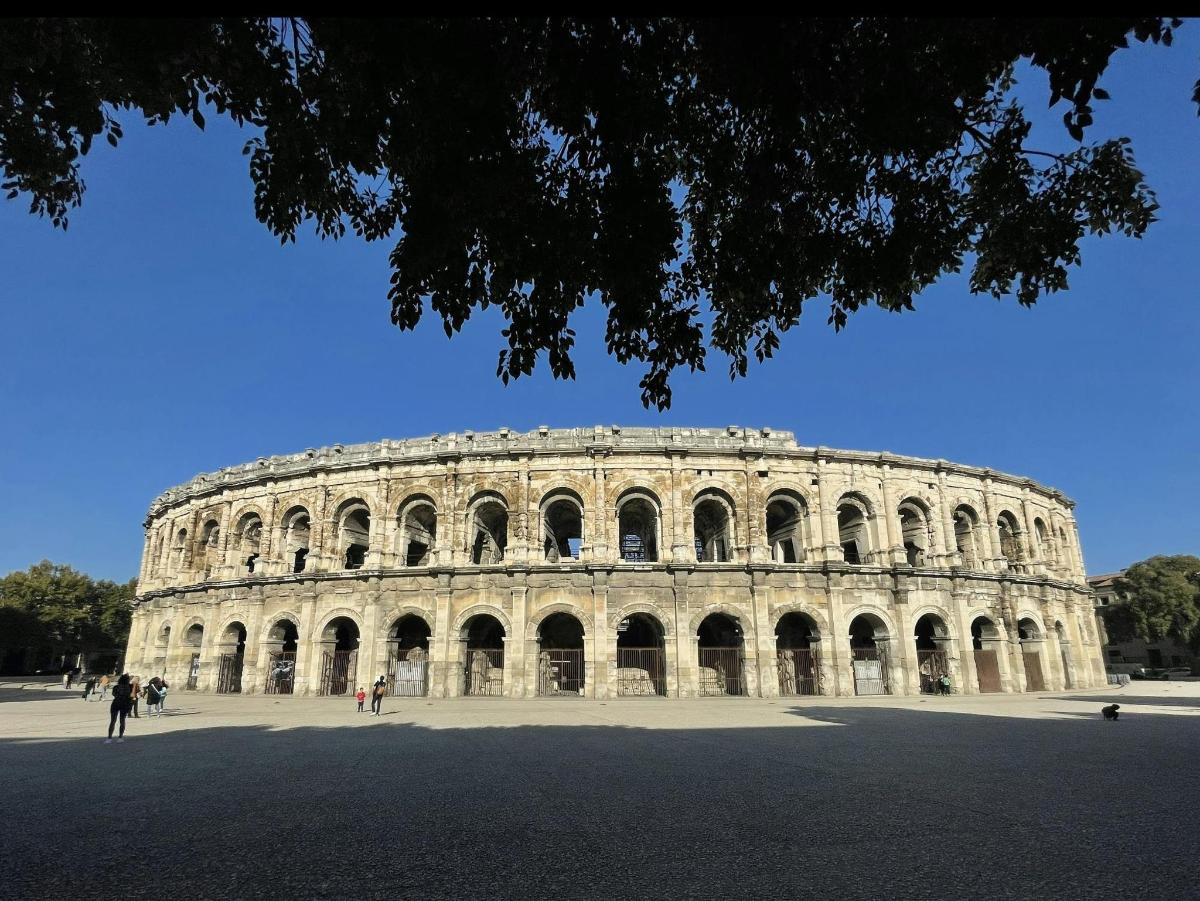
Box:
538;648;584;696
320;649;357;696
464;648;504;696
974;649;1002;693
851;647;890;695
387;649;429;697
917;649;949;694
617;647;666;696
216;654;244;694
186;653;200;690
265;651;296;695
698;647;745;696
777;648;821;696
1023;650;1046;692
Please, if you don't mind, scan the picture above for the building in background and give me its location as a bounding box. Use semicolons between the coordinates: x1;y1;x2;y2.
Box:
1090;571;1196;670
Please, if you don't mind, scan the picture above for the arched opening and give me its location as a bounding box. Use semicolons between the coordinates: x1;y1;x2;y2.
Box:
469;497;508;564
319;616;360;696
283;508;311;574
387;614;431;696
537;612;585;696
996;511;1022;572
1056;620;1074;689
184;623;204;689
775;612;821;696
174;528;189;572
848;613;891;695
542;494;583;561
766;493;807;563
616;612;666;696
1057;527;1074;573
1018;617;1046;691
265;619;299;695
697;612;745;696
971;616;1002;693
397;499;437;566
837;499;870;565
1034;518;1050;564
914;613;951;694
693;492;733;563
462;614;506;696
234;513;263;574
617;493;659;562
898;500;930;567
157;623;172;649
337;503;371;570
953;505;981;570
199;520;221;577
216;622;247;694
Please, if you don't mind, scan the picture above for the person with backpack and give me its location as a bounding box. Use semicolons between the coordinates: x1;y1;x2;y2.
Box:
144;678;162;716
129;676;142;718
104;674;134;744
370;676;387;716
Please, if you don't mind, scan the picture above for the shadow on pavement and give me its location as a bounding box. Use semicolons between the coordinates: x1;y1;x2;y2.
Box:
1;702;1197;900
0;688;91;704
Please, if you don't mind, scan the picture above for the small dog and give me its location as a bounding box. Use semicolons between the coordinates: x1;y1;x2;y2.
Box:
1102;704;1120;721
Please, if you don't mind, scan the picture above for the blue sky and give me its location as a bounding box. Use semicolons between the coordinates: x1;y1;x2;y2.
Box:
1;31;1197;582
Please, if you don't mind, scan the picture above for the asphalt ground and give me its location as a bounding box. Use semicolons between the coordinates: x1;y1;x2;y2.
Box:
1;682;1197;900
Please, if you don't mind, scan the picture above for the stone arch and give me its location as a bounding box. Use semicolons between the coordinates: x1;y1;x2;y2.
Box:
687;603;753;636
844;606;896;642
231;508;266;573
379;606;435;640
451;604;514;637
466;491;509;564
332;497;372;570
1016;610;1047;638
774;610;821;645
609;602;672;636
836;492;875;565
970;614;1002;647
692;487;737;563
280;505;312;573
313;608;364;644
953;503;984;570
1033;516;1051;563
765;489;810;563
897;496;934;566
197;517;222;576
909;605;958;639
996;509;1024;569
525;602;594;641
181;619;206;647
539;487;586;562
395;493;438;566
261;611;302;642
768;602;830;637
615;487;662;563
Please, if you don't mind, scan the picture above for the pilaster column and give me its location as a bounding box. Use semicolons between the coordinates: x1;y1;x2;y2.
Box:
816;458;840;564
879;465;901;566
430;574;453;697
591;570;609;698
672;570;692;696
509;586;528;697
669;450;689;562
937;470;960;568
750;569;776;697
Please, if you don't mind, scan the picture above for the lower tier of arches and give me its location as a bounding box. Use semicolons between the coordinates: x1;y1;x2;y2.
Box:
124;568;1105;698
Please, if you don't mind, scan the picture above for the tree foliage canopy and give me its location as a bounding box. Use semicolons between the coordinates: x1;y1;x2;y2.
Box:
1107;555;1200;650
2;18;1196;407
0;560;134;654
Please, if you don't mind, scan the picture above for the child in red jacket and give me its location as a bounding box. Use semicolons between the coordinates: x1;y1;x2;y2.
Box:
355;687;366;712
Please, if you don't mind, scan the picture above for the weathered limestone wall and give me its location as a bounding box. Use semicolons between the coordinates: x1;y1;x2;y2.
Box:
125;426;1102;697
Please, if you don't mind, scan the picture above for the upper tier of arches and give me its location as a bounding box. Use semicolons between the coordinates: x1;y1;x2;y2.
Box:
140;443;1083;590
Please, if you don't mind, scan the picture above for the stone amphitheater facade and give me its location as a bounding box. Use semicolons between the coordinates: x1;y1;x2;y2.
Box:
124;426;1104;699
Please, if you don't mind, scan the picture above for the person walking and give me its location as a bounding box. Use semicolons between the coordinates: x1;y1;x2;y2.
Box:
370;676;386;716
62;671;71;690
98;673;111;701
129;676;142;718
104;674;134;744
81;676;96;701
158;678;169;713
356;687;366;713
144;678;162;717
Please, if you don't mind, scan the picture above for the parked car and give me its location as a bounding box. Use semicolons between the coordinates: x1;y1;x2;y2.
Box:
1156;667;1193;680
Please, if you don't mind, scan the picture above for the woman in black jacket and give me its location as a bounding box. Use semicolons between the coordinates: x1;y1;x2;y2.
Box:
105;674;135;743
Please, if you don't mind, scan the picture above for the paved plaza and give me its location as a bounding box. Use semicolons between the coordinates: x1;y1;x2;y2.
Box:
1;682;1197;900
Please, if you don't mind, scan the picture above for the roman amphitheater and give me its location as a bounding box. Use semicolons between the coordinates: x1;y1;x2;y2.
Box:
124;426;1104;699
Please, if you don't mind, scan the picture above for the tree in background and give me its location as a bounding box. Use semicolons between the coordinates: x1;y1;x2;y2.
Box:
0;560;134;674
2;18;1197;408
1106;555;1200;651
